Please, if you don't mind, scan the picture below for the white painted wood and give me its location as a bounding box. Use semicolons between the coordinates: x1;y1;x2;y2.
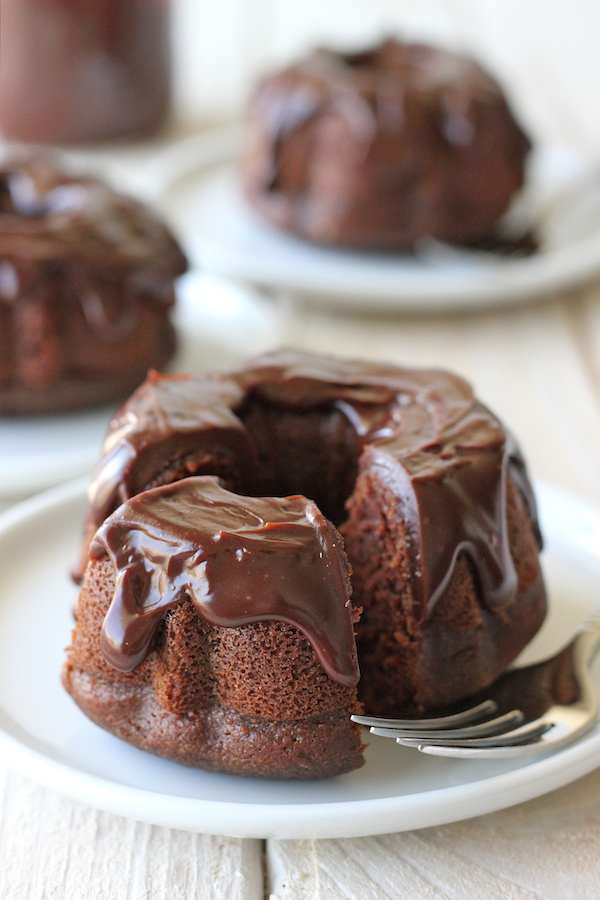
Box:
269;836;452;898
0;768;263;900
269;767;600;899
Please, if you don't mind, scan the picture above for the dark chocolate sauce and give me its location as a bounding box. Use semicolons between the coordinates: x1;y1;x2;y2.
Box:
91;476;359;687
258;40;498;188
245;39;532;252
82;349;541;684
88;372;248;527
235;351;540;616
0;156;186;270
0;156;187;353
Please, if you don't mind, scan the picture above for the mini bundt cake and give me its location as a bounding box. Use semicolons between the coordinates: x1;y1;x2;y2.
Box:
66;476;363;778
243;39;531;250
64;349;547;778
0;155;187;415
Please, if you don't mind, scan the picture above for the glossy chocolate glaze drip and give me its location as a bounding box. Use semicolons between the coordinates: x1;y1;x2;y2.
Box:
245;40;532;251
235;351;541;618
91;476;359;687
87;371;250;528
259;40;503;177
377;428;522;616
0;156;186;271
0;155;187;342
83;350;542;657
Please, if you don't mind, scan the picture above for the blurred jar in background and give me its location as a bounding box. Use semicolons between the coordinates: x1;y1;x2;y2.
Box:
0;0;171;144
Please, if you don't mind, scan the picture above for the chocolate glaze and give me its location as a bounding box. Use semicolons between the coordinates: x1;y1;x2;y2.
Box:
0;155;187;413
0;155;186;272
91;476;359;687
243;39;532;250
80;349;542;686
87;371;251;528
235;351;541;615
257;41;501;190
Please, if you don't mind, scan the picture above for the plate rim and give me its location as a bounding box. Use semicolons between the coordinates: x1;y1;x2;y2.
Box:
139;125;600;312
1;477;600;839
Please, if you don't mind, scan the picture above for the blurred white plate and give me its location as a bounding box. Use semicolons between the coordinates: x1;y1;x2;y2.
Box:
0;479;599;838
137;125;600;311
0;273;274;500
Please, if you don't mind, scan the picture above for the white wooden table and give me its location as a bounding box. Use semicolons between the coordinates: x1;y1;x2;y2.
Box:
3;2;600;895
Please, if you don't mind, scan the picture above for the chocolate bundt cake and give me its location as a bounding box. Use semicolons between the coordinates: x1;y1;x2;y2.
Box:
64;350;547;778
0;155;187;415
67;476;363;778
243;39;531;250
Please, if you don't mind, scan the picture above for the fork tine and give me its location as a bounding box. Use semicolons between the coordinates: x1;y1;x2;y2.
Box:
415;743;547;759
368;709;525;741
351;700;498;731
396;720;554;750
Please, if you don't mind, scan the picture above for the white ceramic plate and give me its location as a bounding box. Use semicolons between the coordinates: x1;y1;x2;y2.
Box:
0;272;274;500
137;125;600;312
0;479;599;838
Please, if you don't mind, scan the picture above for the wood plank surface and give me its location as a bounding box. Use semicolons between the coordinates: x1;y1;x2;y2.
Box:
269;767;600;899
0;769;264;900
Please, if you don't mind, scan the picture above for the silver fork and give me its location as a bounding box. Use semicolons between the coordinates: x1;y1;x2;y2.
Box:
351;612;600;758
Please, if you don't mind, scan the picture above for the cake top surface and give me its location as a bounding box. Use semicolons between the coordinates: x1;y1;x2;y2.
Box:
91;475;359;686
87;348;500;520
249;38;529;158
294;40;500;97
0;154;188;274
95;347;505;470
103;371;246;453
82;349;540;639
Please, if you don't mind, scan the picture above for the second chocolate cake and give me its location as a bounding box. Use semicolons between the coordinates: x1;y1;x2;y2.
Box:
0;155;187;415
243;39;531;251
